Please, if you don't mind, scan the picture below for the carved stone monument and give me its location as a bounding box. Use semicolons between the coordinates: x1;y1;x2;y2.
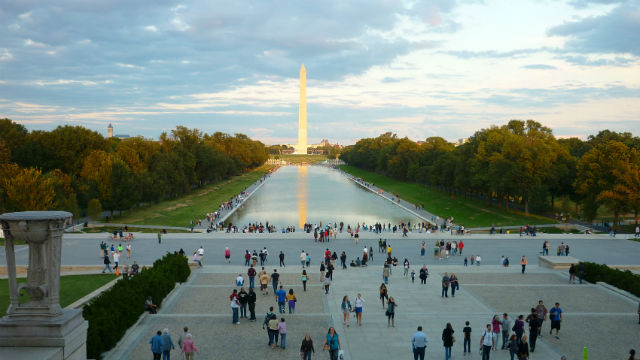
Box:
0;211;87;360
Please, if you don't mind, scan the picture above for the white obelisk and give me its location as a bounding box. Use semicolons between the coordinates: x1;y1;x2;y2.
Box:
296;64;308;154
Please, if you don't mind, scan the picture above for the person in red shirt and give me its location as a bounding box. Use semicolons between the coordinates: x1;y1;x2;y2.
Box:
325;249;331;261
458;240;464;255
229;289;239;301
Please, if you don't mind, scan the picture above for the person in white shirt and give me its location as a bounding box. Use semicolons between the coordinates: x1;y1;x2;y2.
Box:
354;294;365;326
113;252;120;271
480;324;494;360
236;274;244;287
300;251;307;268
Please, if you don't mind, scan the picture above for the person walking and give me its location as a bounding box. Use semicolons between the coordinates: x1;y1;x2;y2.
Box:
230;294;240;324
300;333;315;360
180;334;199;360
569;264;576;284
379;283;388;309
549;302;563;339
442;272;450;298
301;269;308;291
271;269;280;294
535;300;548;335
149;330;164;360
507;335;518;360
411;326;428;360
238;288;248;319
323;272;332;294
157;231;162;244
324;327;341;360
263;307;277;346
248;265;256;289
419;265;428;285
300;250;307;268
526;308;539;352
276;285;287;314
161;328;174;360
279;251;285;267
177;326;190;351
513;315;525;343
287;289;297;314
520;256;528;274
224;247;231;264
442;323;455;360
341;295;352;326
501;313;512;350
382;264;390;285
449;273;459;297
354;293;365;326
278;318;287;349
491;315;501;350
517;335;530;360
577;263;585;284
386;297;397;327
463;321;472;355
480;324;494;360
102;254;112;273
247;288;257;321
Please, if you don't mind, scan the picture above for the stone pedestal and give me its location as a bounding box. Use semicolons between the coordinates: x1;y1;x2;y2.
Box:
538;255;580;270
0;211;87;360
0;310;87;360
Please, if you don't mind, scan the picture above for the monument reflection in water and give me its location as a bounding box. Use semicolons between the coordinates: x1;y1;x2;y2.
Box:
229;165;421;228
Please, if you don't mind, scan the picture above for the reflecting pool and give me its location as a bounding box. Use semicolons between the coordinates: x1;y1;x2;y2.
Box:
228;165;422;228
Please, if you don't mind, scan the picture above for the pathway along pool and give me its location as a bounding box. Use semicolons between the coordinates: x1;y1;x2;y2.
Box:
228;165;422;228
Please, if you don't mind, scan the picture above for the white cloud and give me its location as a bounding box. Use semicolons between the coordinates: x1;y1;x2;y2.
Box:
0;49;13;61
144;25;158;32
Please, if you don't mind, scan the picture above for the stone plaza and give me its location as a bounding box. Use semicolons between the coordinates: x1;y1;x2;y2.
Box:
3;230;637;359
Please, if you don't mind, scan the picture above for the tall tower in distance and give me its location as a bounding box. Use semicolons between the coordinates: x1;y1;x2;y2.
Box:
107;123;113;138
295;63;308;154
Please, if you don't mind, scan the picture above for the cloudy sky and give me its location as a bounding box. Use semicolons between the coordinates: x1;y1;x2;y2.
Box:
1;0;639;145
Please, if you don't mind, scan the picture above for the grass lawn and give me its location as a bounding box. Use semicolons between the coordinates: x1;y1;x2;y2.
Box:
112;164;273;227
0;238;26;246
339;165;556;228
273;154;328;164
81;226;191;234
0;274;115;317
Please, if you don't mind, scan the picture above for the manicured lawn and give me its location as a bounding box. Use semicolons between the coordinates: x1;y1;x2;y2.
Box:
81;226;191;234
0;274;115;317
339;165;556;228
0;238;26;246
273;154;328;164
113;165;273;227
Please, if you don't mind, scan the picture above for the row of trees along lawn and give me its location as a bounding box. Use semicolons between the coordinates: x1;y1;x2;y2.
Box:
339;120;640;226
0;119;268;217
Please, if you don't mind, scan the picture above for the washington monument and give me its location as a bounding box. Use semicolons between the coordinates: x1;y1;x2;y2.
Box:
295;63;308;154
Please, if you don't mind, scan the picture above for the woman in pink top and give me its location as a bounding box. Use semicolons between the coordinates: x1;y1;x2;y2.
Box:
180;334;199;360
491;315;502;350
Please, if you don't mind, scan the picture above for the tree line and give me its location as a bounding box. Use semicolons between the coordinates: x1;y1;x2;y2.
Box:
340;120;640;226
0;119;268;217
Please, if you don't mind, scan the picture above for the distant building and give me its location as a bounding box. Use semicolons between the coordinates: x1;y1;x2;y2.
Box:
107;123;113;138
455;138;469;147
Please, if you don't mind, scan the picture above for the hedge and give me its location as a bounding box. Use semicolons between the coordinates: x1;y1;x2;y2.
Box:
83;253;190;359
580;262;640;298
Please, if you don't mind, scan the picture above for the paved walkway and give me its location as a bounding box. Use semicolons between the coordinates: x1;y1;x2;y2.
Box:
103;263;640;360
3;231;639;269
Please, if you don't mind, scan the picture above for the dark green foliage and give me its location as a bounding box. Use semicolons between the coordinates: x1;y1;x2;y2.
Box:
82;253;190;359
580;262;640;298
0;119;268;215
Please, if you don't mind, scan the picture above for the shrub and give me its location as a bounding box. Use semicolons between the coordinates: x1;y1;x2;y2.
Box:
580;262;640;298
83;253;190;359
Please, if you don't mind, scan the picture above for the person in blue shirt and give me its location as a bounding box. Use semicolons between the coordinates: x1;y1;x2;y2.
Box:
411;326;428;360
549;302;563;339
149;330;164;360
276;285;287;313
324;327;341;360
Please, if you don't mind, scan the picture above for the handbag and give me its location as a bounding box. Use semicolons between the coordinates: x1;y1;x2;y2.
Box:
452;335;456;343
323;344;330;351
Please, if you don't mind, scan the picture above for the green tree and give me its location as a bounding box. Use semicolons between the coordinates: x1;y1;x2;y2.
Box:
87;198;103;220
2;167;56;211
